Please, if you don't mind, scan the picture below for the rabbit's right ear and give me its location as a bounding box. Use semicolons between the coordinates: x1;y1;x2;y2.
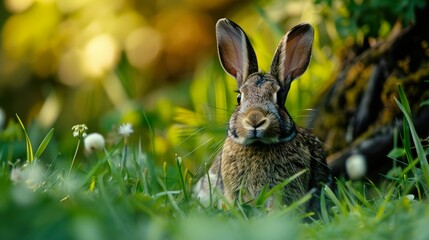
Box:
216;18;258;87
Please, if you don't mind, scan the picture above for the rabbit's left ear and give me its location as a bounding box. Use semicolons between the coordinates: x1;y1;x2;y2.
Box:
216;18;258;88
270;23;314;100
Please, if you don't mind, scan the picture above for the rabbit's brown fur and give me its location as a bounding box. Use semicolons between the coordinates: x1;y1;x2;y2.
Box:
194;18;331;212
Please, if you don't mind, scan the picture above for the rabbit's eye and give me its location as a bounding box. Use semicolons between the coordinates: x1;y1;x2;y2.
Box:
237;93;242;105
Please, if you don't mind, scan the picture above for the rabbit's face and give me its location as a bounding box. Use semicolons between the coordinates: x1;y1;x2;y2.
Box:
216;19;313;145
228;73;295;145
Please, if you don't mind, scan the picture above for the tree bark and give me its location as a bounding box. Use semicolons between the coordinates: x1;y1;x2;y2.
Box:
309;5;429;179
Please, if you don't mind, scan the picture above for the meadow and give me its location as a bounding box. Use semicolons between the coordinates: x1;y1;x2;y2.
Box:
1;83;428;240
1;0;428;239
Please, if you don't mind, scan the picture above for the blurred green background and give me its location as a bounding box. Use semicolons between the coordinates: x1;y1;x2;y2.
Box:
0;0;424;170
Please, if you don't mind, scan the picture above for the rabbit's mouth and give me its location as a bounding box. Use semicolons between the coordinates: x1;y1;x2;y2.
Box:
229;128;281;145
246;135;279;145
228;117;296;145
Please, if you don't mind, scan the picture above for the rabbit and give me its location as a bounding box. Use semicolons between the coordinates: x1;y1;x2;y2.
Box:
194;18;331;212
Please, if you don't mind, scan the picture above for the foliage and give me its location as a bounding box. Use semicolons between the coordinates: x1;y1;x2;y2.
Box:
315;0;427;41
15;114;54;163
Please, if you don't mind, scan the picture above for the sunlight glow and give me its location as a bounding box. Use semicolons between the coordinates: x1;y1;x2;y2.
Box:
125;27;162;69
37;91;61;128
82;34;119;78
5;0;34;13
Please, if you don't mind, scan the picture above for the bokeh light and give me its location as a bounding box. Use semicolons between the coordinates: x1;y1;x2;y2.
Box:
125;27;162;69
82;34;119;79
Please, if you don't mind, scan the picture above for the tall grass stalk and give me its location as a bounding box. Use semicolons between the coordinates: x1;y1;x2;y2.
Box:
396;84;429;187
16;114;33;163
68;138;80;177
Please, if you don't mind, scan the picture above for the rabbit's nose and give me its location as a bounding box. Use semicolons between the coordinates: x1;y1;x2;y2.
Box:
243;111;269;130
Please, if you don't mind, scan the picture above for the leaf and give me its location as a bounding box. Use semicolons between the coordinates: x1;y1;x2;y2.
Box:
320;189;330;223
34;128;54;160
264;169;307;200
176;156;189;203
397;84;412;116
254;169;307;207
16;114;33;162
387;148;406;159
324;184;345;213
395;84;429;184
420;99;429;107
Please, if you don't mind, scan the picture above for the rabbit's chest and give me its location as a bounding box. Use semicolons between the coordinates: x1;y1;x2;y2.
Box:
221;137;312;201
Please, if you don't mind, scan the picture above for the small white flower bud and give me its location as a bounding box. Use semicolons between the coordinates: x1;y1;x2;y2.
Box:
72;124;88;138
346;154;367;180
84;133;105;153
118;123;133;137
10;167;22;183
403;194;415;201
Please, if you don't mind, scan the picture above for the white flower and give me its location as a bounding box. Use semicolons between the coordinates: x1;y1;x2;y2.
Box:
72;124;88;138
24;163;46;189
402;194;415;201
118;123;133;137
10;167;22;183
11;162;46;189
346;154;367;180
84;133;105;153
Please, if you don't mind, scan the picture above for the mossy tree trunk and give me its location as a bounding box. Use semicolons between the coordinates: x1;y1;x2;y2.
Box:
309;5;429;179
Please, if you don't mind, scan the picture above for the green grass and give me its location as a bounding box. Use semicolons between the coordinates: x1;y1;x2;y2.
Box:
1;1;428;239
0;85;429;240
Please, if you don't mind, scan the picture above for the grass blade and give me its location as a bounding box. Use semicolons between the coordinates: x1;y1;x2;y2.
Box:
176;156;189;203
420;99;429;107
262;169;307;202
16;114;33;162
34;128;54;160
395;84;429;184
320;188;330;223
324;182;347;215
397;84;412;116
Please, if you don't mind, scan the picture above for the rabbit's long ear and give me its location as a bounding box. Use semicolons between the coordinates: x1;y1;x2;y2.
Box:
270;23;313;101
216;18;258;87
